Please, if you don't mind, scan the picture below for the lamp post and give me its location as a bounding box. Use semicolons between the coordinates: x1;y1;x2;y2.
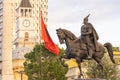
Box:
39;49;45;80
39;55;45;80
39;54;42;80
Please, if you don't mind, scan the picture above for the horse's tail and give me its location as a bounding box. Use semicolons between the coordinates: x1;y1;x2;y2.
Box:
104;42;115;63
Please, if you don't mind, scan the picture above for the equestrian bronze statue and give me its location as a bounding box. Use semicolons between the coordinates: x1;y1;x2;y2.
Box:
56;15;115;78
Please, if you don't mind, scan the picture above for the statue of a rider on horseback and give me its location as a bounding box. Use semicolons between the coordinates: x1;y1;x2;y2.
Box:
56;14;115;79
80;14;99;59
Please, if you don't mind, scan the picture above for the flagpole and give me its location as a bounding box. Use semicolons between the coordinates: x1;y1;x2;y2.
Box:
39;8;43;80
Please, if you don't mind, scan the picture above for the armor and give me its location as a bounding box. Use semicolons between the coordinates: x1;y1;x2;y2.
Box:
81;14;99;59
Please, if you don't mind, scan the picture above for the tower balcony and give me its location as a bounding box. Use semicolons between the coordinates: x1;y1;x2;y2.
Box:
13;37;36;48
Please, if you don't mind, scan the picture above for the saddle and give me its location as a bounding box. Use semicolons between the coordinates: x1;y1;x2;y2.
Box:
80;40;100;52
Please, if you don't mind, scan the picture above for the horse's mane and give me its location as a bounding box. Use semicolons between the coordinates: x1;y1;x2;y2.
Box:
62;29;77;40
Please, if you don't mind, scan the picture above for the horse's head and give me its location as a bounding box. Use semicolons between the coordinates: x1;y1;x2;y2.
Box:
56;28;77;45
56;28;65;44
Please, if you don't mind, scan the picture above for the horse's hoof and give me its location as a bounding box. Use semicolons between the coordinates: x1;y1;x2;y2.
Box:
78;75;81;78
78;74;83;78
87;56;92;60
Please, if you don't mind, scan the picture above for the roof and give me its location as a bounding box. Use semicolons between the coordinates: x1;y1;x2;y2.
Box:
20;0;32;8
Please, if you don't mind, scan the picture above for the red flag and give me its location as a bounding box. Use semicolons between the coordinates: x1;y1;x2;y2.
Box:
40;12;60;55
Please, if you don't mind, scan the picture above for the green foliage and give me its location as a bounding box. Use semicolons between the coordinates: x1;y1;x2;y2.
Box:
86;53;120;80
112;47;120;51
24;43;67;80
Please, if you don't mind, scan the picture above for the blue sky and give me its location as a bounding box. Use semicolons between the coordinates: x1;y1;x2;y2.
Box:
48;0;120;48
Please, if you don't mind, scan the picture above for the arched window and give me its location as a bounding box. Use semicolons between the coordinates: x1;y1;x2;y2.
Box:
29;9;32;17
25;9;28;17
21;9;23;17
24;32;29;41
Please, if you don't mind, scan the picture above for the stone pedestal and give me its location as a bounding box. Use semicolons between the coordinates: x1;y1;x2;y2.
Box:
75;78;106;80
65;67;80;80
65;59;80;80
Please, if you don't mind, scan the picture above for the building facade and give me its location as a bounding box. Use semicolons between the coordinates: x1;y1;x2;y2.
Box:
0;0;48;80
113;51;120;79
12;0;48;49
0;0;48;55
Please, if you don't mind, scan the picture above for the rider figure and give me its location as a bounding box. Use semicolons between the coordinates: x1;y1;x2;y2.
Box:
81;14;99;59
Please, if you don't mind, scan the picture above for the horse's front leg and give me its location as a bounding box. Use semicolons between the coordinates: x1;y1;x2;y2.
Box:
59;54;68;60
76;57;83;78
78;62;83;78
59;55;68;67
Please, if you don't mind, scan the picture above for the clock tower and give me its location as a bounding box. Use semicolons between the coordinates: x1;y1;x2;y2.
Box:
14;0;36;48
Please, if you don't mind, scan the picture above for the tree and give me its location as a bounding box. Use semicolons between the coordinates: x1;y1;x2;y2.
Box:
24;43;68;80
113;47;120;51
86;53;120;80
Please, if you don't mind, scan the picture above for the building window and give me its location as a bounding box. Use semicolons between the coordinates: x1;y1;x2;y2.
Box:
29;9;32;17
25;9;27;17
24;32;29;41
21;9;23;17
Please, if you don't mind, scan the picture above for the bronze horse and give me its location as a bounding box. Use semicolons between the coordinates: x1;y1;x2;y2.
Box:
56;28;115;78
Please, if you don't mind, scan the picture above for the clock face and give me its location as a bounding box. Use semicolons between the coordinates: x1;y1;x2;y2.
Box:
23;19;30;27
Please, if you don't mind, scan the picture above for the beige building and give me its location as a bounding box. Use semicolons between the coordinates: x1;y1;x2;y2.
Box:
113;51;120;79
0;0;48;80
114;51;120;64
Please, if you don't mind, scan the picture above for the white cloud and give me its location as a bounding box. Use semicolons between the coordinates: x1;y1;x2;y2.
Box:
48;0;120;48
